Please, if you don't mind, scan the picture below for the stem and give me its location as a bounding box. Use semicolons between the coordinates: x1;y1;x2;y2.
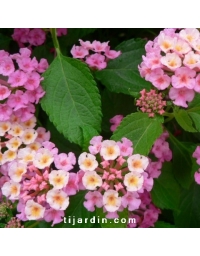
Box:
162;112;174;118
50;28;61;55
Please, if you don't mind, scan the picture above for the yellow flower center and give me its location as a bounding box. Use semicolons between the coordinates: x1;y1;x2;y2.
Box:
53;195;65;206
132;160;142;169
83;158;93;168
107;195;116;206
31;206;42;218
128;176;139;186
11;185;18;195
54;176;64;186
106;146;115;155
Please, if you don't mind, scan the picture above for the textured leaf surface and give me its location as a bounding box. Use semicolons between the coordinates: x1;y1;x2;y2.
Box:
187;94;200;132
41;54;102;147
174;182;200;228
95;38;151;95
151;163;180;210
112;112;163;155
174;109;196;132
169;133;193;189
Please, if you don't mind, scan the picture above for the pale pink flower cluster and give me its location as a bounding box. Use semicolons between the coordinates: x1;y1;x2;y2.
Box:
136;89;166;117
139;28;200;108
0;48;48;122
71;39;121;70
78;135;157;218
128;191;161;228
192;146;200;184
0;117;77;226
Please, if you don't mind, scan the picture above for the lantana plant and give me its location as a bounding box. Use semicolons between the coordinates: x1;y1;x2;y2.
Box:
1;28;200;228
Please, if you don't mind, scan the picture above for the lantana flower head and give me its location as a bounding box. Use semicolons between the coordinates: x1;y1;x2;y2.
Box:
78;136;154;218
0;47;47;122
71;39;121;70
0;116;77;226
139;28;200;108
136;89;166;117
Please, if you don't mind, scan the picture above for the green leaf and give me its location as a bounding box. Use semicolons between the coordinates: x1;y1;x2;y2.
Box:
61;191;95;228
174;109;196;132
174;182;200;228
187;94;200;131
96;208;128;228
81;125;99;152
46;120;81;156
95;38;151;95
154;221;176;228
188;112;200;132
151;162;180;210
188;93;200;113
41;54;102;147
169;133;193;189
112;112;163;155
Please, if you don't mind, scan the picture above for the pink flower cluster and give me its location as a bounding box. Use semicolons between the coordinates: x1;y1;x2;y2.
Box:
0;116;78;226
12;28;67;48
12;29;46;47
148;130;172;179
0;47;48;122
192;146;200;184
71;39;121;70
151;131;172;165
136;89;166;117
128;191;161;228
77;135;157;219
139;28;200;108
